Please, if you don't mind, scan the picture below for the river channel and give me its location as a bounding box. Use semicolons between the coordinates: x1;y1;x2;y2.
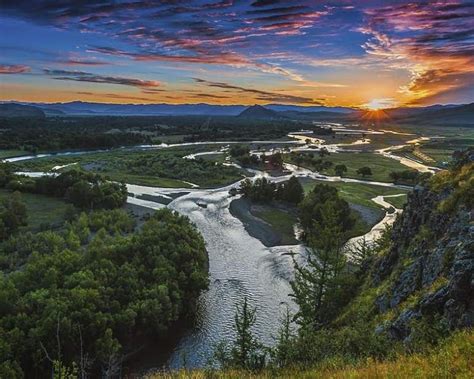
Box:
3;129;435;371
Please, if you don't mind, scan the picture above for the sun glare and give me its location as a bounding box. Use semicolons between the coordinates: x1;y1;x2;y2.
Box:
365;98;396;111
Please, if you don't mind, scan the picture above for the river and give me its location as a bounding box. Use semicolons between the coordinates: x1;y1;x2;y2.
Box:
123;161;408;371
4;129;430;371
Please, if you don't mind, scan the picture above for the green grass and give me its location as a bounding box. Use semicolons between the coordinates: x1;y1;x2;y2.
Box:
322;152;415;182
251;206;298;245
303;180;409;211
0;150;29;159
148;330;474;379
421;148;453;167
347;209;373;238
0;189;69;230
155;134;193;143
384;194;407;209
106;172;193;188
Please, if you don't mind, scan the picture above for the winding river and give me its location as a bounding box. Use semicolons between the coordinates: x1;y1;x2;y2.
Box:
123;168;407;371
3;128;437;371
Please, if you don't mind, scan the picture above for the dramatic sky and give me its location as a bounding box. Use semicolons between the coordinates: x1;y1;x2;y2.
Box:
1;0;473;108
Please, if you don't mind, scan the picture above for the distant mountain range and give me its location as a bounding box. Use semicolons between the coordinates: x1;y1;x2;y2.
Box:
2;101;357;116
0;101;472;126
0;103;45;118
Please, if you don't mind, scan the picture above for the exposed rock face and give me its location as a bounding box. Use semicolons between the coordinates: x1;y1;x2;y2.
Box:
372;183;473;342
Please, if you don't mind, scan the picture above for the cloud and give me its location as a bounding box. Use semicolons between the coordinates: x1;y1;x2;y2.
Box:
76;91;157;102
247;6;308;15
58;59;109;66
0;64;30;74
362;1;474;104
193;78;324;104
251;0;286;7
191;93;230;99
1;0;330;83
87;45;305;81
44;69;160;89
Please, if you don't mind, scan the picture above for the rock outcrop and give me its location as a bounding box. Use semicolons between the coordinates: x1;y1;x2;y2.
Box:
371;158;473;343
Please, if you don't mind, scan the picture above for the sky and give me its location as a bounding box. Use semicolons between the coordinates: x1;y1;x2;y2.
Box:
0;0;473;108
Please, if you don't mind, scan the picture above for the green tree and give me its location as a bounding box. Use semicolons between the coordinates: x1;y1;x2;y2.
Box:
0;191;27;240
291;204;348;330
269;152;283;168
299;184;354;239
0;163;14;188
334;164;347;177
357;166;372;177
215;298;266;370
271;306;294;368
279;176;304;204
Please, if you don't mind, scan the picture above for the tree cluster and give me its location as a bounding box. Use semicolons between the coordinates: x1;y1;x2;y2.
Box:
289;151;334;172
390;170;430;185
299;183;355;240
0;208;209;377
5;170;127;210
0;118;149;153
238;176;304;204
230;145;284;169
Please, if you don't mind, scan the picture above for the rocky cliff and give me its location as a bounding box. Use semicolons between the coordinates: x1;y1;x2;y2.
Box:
371;153;473;342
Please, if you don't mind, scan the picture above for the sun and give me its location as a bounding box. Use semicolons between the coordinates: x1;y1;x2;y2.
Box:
364;98;397;111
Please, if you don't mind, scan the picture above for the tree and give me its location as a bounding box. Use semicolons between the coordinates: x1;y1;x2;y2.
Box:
0;191;27;240
291;204;348;330
357;166;372;177
269;152;283;168
282;176;304;204
0;208;209;375
271;306;294;367
0;163;14;187
318;147;329;158
299;184;354;239
239;177;276;203
230;145;250;158
215;297;266;370
334;164;347;177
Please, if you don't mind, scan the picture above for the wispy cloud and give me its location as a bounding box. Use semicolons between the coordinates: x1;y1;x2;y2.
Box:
193;78;324;104
2;0;330;83
1;1;473;105
0;64;30;74
58;58;109;66
44;69;160;89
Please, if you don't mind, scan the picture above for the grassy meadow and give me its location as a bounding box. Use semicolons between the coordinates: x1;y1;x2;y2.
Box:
0;189;69;230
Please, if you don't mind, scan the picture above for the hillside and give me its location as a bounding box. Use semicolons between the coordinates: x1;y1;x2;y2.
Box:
150;330;474;378
0;103;45;118
150;148;473;377
238;104;283;119
392;103;474;126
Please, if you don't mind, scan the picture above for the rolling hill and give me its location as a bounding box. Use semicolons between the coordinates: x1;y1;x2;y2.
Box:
0;103;45;118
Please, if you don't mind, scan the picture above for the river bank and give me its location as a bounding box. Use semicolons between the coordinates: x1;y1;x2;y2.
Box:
229;197;299;247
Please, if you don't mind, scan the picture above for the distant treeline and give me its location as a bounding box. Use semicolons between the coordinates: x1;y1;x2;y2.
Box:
0;115;332;152
0;117;150;152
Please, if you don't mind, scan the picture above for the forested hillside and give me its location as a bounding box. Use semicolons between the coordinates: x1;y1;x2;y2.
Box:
0;166;209;377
